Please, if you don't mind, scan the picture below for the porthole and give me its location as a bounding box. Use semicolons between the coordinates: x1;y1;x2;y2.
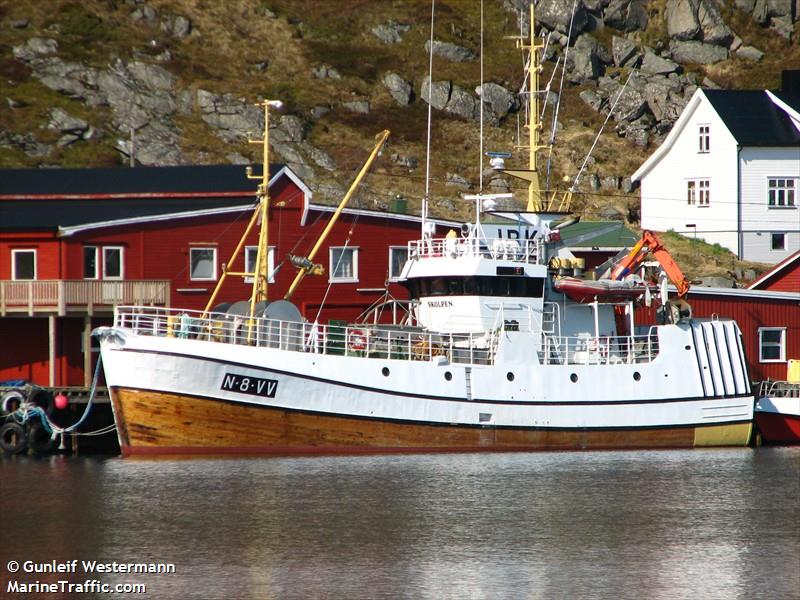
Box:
633;372;641;381
507;372;515;382
382;367;390;377
444;371;453;381
570;373;578;383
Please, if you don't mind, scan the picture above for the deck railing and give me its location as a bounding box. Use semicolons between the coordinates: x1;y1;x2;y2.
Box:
113;306;498;365
408;236;543;264
0;280;170;315
112;306;661;367
540;329;660;365
757;379;800;398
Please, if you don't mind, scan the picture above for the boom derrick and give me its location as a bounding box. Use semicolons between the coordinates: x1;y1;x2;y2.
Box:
610;230;691;298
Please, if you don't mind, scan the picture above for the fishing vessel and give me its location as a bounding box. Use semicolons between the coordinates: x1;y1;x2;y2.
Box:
95;3;754;455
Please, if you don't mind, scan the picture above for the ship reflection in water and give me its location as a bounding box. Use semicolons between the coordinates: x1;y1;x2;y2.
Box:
2;449;798;599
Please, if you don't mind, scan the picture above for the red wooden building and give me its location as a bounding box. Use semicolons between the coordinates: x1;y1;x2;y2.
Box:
0;164;459;388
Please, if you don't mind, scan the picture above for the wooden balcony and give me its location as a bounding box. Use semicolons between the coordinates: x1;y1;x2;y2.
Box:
0;279;170;316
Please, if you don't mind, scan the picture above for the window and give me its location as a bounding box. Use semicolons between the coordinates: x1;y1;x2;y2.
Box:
687;179;710;206
190;247;217;281
102;246;124;279
244;246;276;283
759;327;786;363
767;178;796;208
698;125;710;153
329;247;358;282
388;247;409;281
83;246;98;279
11;249;36;280
771;233;786;251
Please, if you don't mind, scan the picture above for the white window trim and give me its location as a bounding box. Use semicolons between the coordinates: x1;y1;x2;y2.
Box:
698;124;710;153
244;245;276;283
388;246;408;281
11;249;37;280
329;246;359;283
687;178;710;207
189;247;218;281
102;246;125;280
766;176;798;209
770;232;786;252
758;327;786;363
83;246;99;280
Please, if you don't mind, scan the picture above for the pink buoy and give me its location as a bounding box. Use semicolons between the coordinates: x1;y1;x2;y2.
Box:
54;393;68;410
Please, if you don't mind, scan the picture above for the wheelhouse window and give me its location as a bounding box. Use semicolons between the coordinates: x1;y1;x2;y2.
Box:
767;178;796;208
189;247;217;281
771;233;786;251
698;125;710;153
244;246;276;283
405;275;545;299
388;246;409;281
11;249;36;280
329;247;358;282
687;179;709;206
759;327;786;363
102;246;124;279
83;246;98;279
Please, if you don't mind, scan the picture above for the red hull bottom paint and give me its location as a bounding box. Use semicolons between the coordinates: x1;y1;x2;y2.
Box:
755;413;800;444
110;387;752;455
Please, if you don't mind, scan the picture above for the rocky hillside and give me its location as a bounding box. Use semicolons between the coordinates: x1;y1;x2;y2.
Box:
1;0;798;237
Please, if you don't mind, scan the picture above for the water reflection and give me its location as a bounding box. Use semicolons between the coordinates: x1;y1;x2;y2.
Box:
1;449;798;599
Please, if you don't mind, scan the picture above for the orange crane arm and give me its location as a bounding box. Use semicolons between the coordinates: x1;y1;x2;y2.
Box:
610;230;690;297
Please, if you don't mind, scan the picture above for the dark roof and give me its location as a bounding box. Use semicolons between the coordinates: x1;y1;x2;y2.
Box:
0;164;285;232
0;164;278;196
703;89;800;146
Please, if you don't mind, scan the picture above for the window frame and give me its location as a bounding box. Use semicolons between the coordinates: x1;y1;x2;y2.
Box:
102;246;124;280
698;124;710;153
770;233;786;251
687;179;710;206
767;177;797;209
329;246;359;283
388;246;409;281
11;248;37;280
189;246;218;281
83;246;99;280
758;327;786;363
244;245;276;283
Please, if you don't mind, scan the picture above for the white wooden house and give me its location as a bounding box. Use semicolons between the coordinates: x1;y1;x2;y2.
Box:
632;76;800;265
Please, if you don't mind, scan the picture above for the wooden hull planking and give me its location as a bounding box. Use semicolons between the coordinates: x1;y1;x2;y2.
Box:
110;387;753;455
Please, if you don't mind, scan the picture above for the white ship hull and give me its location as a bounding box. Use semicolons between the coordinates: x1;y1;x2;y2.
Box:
97;317;754;455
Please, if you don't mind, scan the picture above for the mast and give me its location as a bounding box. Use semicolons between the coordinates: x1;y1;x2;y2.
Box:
503;2;572;214
203;99;282;320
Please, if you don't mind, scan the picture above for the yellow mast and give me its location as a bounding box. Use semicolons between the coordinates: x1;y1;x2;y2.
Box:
504;2;572;213
203;99;281;320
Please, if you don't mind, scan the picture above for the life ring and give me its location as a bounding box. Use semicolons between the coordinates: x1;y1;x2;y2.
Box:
348;329;368;352
0;422;27;454
27;421;55;454
1;390;25;415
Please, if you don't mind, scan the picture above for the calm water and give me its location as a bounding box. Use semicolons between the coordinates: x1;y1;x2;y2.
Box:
1;448;798;600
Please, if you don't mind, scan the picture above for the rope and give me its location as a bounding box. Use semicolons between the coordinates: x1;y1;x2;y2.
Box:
5;354;106;438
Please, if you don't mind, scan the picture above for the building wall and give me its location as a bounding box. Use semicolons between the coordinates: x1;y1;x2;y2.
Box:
640;93;740;253
739;146;800;263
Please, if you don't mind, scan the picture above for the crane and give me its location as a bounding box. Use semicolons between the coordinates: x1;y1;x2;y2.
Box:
610;230;691;298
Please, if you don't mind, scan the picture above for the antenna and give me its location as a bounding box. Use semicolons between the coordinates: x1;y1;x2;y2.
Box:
479;0;484;192
422;0;436;242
